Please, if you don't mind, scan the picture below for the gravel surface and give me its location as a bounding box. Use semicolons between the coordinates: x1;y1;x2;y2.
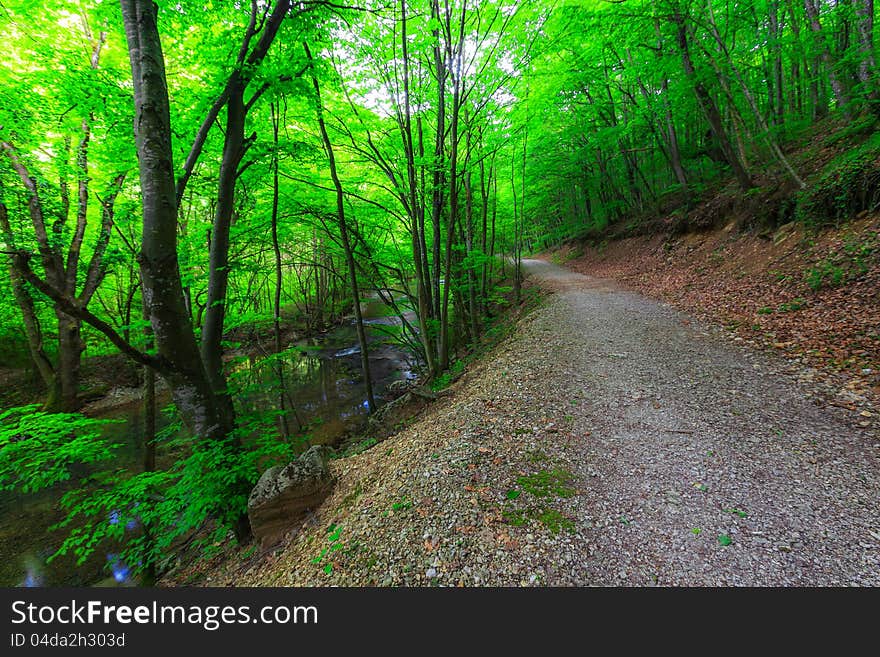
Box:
227;259;879;587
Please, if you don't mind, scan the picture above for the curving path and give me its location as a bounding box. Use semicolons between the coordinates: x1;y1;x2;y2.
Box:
235;258;879;587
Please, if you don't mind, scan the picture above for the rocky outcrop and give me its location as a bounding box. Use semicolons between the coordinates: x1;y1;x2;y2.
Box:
247;445;336;548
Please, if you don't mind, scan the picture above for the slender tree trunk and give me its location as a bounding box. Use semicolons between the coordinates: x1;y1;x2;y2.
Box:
400;0;438;376
511;149;521;305
0;201;56;397
852;0;878;113
705;2;805;187
464;165;479;342
439;0;469;371
804;0;852;116
201;78;244;427
673;9;753;191
649;17;689;193
430;0;446;327
305;43;375;413
479;149;490;312
120;0;251;542
769;1;786;129
270;101;290;439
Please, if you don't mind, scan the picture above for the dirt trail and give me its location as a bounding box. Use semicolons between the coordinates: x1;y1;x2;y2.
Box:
230;258;879;587
519;258;878;584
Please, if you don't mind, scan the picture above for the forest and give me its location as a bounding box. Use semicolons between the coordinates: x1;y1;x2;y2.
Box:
0;0;877;587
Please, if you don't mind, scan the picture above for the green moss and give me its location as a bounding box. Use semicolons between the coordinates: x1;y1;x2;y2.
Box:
534;509;575;534
502;506;575;534
516;468;576;498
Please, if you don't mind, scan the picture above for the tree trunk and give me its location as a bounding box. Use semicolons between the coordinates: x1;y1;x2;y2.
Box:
0;201;56;396
804;0;852;116
439;0;469;371
270;101;290;439
55;311;84;412
852;0;878;113
769;1;786;129
305;42;376;413
704;2;805;188
673;9;753;191
119;0;251;542
201;78;244;427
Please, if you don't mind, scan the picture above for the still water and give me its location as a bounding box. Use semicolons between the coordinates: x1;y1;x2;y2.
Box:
0;315;416;587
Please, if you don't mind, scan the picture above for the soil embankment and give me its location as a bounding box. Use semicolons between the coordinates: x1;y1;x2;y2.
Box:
205;258;878;586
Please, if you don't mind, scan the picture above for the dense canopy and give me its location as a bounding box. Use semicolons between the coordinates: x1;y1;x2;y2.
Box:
0;0;876;585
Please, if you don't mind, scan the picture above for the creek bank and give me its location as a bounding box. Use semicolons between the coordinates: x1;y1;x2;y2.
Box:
0;310;417;587
196;261;877;587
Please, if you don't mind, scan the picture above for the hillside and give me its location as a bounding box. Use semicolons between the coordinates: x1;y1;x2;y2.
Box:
562;213;880;412
192;259;878;587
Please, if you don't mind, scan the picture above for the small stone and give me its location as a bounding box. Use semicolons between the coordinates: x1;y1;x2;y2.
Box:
426;568;438;579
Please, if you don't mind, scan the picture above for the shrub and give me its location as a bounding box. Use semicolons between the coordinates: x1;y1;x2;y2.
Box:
796;131;880;228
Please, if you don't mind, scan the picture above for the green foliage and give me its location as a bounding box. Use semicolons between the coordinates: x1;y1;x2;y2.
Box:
311;524;344;575
502;507;575;535
430;359;466;392
805;260;846;290
0;406;119;494
777;298;807;313
804;233;877;291
0;396;304;582
796;132;880;229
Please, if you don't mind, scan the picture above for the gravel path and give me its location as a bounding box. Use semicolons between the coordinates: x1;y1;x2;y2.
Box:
232;259;879;587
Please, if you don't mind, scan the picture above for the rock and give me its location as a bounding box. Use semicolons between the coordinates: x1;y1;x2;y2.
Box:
247;445;336;548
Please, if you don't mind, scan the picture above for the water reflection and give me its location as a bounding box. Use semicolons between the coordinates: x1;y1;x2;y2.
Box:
2;318;417;587
230;322;416;444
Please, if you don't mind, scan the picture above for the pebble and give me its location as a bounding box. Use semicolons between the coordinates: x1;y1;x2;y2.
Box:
227;260;880;588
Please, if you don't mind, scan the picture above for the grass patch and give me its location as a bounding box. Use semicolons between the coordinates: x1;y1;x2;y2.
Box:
777;298;807;313
502;507;575;534
515;468;576;498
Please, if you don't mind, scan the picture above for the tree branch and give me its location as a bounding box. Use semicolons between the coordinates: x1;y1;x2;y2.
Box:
11;251;168;373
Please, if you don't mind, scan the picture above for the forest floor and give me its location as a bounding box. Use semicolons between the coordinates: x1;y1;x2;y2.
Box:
202;255;879;587
562;213;880;408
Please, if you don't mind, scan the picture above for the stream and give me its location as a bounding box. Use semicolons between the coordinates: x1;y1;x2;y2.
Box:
0;304;417;587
